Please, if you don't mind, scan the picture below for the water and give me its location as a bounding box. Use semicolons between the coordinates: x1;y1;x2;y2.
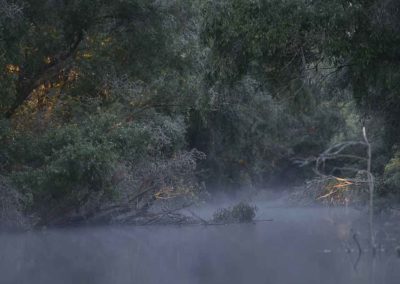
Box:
0;204;399;284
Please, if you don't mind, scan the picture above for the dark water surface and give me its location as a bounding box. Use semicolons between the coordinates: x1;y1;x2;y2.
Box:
1;205;399;284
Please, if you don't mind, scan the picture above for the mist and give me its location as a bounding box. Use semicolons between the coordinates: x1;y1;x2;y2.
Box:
1;195;400;284
2;0;400;283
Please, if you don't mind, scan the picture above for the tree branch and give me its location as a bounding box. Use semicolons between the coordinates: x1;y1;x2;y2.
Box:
5;32;84;118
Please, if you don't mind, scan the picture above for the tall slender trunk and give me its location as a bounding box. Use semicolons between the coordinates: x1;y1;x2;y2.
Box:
363;126;375;249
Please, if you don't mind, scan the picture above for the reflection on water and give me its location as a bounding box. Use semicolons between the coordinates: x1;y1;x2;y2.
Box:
0;206;399;284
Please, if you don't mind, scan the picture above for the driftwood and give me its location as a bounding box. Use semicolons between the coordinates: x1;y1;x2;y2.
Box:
199;219;274;226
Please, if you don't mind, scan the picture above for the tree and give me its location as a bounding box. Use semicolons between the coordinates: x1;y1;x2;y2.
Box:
0;0;205;226
0;0;183;118
201;0;400;181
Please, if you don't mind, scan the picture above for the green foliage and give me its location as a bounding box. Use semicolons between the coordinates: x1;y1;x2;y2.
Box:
384;150;400;193
0;0;205;225
1;0;400;225
13;139;117;206
201;0;400;151
4;107;189;214
0;0;194;118
213;202;257;223
190;75;345;188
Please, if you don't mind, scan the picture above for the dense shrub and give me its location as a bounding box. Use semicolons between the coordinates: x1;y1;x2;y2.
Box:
0;104;201;225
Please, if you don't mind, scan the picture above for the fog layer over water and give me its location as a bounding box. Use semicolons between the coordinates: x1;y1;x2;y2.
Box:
1;199;399;284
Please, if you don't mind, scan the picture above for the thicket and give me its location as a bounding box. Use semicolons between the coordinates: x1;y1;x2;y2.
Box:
1;0;400;227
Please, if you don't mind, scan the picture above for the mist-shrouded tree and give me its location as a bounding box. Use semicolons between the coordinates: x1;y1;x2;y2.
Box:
194;0;352;188
2;0;400;226
0;0;205;226
199;0;400;191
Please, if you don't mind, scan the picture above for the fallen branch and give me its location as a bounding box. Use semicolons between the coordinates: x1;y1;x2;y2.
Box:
186;218;274;227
